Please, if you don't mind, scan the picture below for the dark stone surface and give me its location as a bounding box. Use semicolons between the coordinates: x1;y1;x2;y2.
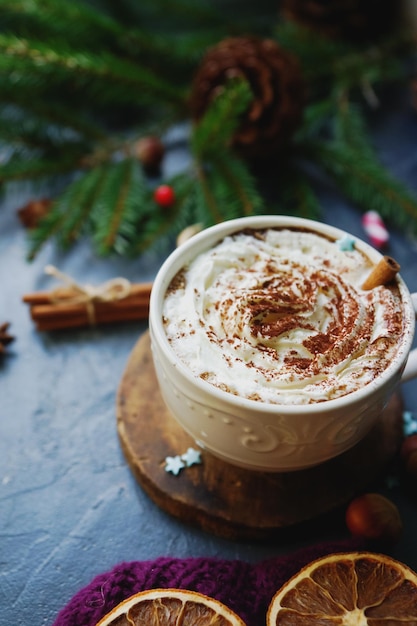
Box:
1;103;417;625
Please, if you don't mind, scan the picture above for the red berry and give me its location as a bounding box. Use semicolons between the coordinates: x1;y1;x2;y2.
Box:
154;184;175;207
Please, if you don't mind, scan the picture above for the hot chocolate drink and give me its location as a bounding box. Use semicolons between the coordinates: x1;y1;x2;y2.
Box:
162;227;404;405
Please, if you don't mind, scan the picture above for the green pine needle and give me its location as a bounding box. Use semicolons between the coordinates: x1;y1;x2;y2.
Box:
0;149;83;184
55;166;109;249
278;166;322;221
0;34;187;110
192;150;265;225
313;140;417;235
191;78;253;158
90;158;148;256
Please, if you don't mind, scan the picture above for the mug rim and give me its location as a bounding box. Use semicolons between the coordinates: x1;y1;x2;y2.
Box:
149;215;415;415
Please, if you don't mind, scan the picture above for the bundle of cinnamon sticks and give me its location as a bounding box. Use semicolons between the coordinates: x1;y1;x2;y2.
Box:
23;278;153;331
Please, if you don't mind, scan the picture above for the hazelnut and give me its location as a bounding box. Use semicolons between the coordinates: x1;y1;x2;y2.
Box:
345;493;402;543
133;136;164;174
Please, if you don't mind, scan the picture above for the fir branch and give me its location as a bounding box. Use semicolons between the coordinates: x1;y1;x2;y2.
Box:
192;149;265;225
194;162;225;225
53;166;109;250
0;0;203;84
191;78;253;157
209;152;264;217
275;21;407;99
275;21;353;83
0;89;106;141
331;99;375;156
0;108;91;154
90;158;148;256
26;202;69;261
311;140;417;235
0;34;187;111
125;172;197;256
277;166;322;220
26;167;112;259
1;0;415;261
0;149;83;184
294;99;335;142
0;0;122;50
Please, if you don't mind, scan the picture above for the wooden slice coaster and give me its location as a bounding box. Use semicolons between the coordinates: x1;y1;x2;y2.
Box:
117;331;403;541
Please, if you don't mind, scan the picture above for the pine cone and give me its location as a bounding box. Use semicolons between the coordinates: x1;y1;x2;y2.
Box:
190;36;305;159
0;322;14;356
281;0;401;44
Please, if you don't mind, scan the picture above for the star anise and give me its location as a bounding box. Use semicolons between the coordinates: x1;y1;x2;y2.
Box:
0;322;15;355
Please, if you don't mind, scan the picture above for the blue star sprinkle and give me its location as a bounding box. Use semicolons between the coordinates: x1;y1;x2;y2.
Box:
164;455;185;476
181;447;202;467
403;410;417;437
337;235;356;252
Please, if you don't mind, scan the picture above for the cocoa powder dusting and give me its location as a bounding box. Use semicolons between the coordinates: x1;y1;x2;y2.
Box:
163;227;404;404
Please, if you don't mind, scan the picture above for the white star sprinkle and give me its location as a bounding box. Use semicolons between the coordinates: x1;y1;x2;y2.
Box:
164;455;185;475
181;447;202;467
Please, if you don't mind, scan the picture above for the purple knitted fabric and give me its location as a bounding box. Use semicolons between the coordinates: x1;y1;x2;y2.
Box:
52;537;368;626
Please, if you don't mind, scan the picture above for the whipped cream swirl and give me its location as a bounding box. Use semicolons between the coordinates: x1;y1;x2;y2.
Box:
163;228;403;404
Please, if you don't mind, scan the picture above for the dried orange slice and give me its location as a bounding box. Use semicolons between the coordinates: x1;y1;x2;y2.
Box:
96;587;247;626
267;551;417;625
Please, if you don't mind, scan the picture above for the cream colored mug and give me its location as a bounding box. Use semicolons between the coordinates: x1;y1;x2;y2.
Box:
149;216;417;472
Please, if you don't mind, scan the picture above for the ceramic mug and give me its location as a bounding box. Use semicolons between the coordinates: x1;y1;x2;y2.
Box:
149;216;417;472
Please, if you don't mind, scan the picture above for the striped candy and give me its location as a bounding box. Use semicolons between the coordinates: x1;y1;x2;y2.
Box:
362;211;389;248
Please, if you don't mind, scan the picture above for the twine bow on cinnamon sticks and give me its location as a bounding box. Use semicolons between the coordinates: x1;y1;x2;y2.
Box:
23;265;152;331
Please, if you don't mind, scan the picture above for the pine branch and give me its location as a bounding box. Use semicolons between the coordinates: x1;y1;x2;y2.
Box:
52;166;109;250
125;172;197;256
26;167;111;259
275;21;408;100
90;158;149;256
0;0;123;50
26;203;69;261
191;78;253;157
275;21;352;80
209;152;265;218
0;108;91;155
311;140;417;235
331;99;375;156
0;149;83;184
1;0;415;261
0;90;106;141
278;166;322;220
0;34;187;111
192;150;265;225
0;0;210;93
193;162;225;225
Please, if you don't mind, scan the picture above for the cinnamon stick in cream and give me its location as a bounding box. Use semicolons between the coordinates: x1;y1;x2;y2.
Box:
361;256;400;290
